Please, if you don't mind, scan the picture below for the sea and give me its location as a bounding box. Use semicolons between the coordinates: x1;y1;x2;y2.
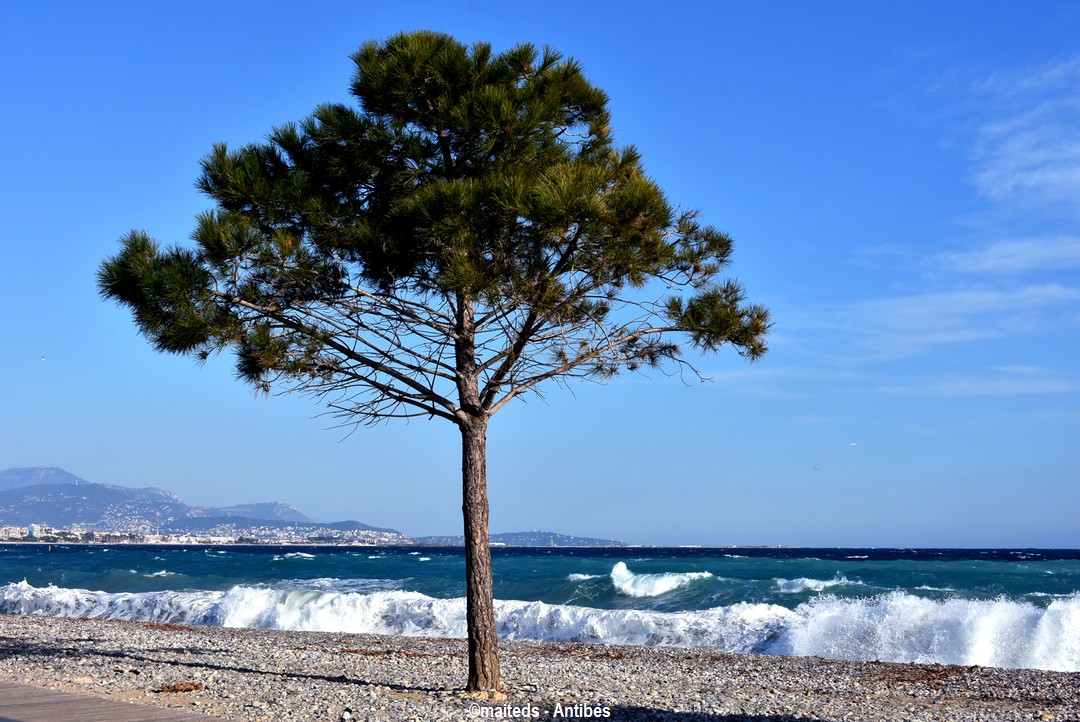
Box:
1;544;1078;673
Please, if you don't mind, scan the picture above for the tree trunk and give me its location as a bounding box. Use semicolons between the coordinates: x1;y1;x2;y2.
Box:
455;292;501;692
460;414;500;691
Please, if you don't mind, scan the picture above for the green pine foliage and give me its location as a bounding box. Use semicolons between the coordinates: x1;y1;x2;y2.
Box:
99;29;770;422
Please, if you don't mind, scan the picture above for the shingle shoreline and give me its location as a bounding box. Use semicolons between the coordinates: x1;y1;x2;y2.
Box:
0;614;1075;721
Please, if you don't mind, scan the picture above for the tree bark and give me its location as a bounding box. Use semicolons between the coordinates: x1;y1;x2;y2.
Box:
460;414;500;691
455;292;501;692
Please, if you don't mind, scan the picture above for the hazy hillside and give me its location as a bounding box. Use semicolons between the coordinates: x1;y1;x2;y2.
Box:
0;467;89;492
0;466;398;537
416;531;626;547
0;482;187;531
192;502;312;523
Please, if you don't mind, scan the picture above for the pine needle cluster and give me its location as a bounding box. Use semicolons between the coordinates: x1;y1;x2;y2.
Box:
100;30;769;423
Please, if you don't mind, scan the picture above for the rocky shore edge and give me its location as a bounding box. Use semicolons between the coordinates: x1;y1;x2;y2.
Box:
0;614;1075;721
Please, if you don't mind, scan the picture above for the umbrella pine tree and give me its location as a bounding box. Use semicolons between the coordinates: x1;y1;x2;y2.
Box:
99;31;770;691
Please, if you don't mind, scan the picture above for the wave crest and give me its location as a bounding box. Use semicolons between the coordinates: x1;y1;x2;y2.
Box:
781;591;1080;671
609;562;713;597
775;576;861;594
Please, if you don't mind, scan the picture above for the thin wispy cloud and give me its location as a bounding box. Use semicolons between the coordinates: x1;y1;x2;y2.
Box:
689;363;867;400
970;55;1080;212
975;54;1080;101
932;236;1080;274
804;56;1080;373
882;367;1080;397
789;283;1080;363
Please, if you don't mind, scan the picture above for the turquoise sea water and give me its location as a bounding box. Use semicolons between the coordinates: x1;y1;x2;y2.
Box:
2;545;1078;671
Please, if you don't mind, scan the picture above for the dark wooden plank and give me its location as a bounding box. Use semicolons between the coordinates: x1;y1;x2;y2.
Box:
0;682;221;722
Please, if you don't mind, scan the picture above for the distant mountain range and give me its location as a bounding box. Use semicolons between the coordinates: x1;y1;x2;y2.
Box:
416;531;627;547
0;466;92;492
0;466;390;536
0;466;626;546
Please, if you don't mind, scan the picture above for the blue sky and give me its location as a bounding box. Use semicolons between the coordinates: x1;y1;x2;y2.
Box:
2;1;1078;547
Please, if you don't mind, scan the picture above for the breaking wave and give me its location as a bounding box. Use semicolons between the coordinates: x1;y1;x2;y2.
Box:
775;576;862;594
609;562;713;597
4;581;1076;671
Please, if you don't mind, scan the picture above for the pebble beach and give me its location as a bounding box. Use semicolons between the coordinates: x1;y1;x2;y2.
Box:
0;614;1076;721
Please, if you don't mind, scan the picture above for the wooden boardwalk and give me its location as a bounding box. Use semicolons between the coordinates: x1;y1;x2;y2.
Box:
0;682;222;721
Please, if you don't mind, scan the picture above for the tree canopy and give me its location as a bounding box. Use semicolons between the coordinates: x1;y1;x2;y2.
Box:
99;31;770;691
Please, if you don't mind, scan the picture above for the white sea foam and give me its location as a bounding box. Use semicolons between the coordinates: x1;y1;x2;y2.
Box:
418;557;432;562
2;582;1077;672
493;598;791;649
272;578;402;593
567;574;604;582
775;576;861;594
610;562;713;597
0;581;224;626
778;591;1080;671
